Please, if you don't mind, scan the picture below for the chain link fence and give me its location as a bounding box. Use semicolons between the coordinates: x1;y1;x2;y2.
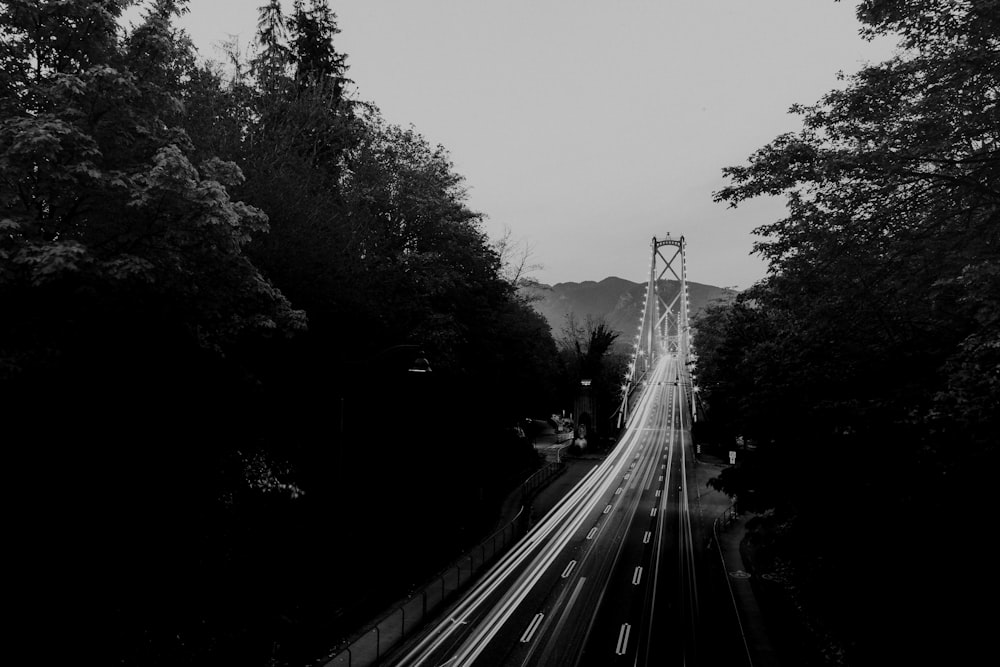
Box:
321;461;564;667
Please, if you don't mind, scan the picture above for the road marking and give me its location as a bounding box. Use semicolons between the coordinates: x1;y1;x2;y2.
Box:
520;613;545;643
643;531;651;544
655;489;661;497
587;527;598;540
650;507;657;517
603;504;612;514
561;560;577;578
632;567;643;585
615;487;622;495
615;623;632;655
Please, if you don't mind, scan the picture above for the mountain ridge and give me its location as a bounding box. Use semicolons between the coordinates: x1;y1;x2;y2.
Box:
521;277;735;344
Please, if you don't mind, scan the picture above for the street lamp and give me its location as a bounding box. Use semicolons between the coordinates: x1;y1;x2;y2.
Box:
408;354;432;373
339;344;433;435
371;344;433;374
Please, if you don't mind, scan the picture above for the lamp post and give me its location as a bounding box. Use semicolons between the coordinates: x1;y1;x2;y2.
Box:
338;344;432;436
336;343;432;483
370;344;433;374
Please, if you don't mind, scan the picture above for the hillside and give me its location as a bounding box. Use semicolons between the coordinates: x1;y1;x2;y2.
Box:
522;277;735;345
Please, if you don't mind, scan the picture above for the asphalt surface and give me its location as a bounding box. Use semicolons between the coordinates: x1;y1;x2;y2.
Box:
386;355;776;667
526;455;777;667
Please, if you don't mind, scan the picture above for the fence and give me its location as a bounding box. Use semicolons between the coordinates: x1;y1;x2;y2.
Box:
321;461;565;667
714;503;739;533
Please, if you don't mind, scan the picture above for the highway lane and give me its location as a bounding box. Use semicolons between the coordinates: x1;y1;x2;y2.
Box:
574;355;692;666
390;354;705;667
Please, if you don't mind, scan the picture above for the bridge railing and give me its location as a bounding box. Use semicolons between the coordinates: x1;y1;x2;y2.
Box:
321;461;565;667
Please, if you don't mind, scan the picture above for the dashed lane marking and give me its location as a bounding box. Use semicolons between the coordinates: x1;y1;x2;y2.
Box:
520;613;545;643
615;623;632;656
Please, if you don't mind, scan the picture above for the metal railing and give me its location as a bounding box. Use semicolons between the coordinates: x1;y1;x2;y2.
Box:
321;461;564;667
714;503;739;531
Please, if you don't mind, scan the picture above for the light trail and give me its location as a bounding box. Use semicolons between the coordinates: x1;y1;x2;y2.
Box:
392;357;670;667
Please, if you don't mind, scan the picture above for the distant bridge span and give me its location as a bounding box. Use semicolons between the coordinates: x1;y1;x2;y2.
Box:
618;233;696;428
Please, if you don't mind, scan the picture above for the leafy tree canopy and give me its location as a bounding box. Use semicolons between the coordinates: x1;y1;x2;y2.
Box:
702;1;999;662
1;2;568;664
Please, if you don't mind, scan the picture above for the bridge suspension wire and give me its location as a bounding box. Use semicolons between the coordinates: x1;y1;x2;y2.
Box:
618;233;697;427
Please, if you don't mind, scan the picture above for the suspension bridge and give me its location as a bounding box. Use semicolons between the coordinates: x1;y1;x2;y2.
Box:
618;233;696;429
327;235;753;667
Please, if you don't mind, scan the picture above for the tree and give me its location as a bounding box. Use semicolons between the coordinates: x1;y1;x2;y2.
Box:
557;314;623;438
287;0;348;97
560;314;620;379
708;2;999;662
2;3;567;663
494;225;542;288
1;1;308;662
251;0;290;88
0;0;303;358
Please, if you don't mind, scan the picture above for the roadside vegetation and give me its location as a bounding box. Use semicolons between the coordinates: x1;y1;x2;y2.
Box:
557;313;627;451
1;1;572;664
696;1;998;664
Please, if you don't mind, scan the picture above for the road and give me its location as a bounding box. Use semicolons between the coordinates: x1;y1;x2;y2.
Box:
390;354;742;667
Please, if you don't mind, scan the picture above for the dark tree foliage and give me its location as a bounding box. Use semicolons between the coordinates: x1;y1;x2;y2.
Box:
2;1;562;665
558;314;625;440
1;0;309;662
702;2;999;664
287;0;348;97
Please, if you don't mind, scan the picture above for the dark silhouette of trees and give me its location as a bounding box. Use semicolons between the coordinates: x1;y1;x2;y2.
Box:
2;2;563;665
702;2;999;663
558;314;625;440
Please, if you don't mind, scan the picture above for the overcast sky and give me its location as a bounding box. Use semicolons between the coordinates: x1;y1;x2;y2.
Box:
132;1;897;289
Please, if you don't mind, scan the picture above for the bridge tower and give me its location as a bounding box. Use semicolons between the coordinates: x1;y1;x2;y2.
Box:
618;233;694;427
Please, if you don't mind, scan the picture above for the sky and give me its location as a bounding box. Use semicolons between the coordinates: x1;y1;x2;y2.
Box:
127;1;897;290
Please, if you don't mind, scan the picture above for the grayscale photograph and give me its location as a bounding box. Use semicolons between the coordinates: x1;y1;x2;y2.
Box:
3;1;996;666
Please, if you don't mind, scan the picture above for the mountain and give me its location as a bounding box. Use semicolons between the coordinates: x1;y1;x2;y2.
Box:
521;277;736;345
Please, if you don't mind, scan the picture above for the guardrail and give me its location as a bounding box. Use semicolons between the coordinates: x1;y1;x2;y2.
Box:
321;461;565;667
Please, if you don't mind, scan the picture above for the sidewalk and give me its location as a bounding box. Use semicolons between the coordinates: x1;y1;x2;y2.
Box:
323;464;563;667
526;458;599;525
531;429;574;462
697;453;781;667
492;456;597;533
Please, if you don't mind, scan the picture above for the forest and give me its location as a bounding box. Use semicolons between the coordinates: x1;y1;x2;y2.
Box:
695;1;998;664
0;1;628;664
